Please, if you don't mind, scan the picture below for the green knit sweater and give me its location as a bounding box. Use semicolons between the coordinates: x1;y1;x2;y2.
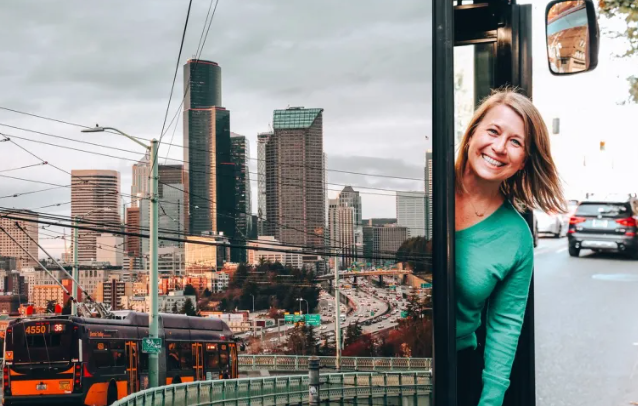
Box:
456;200;534;406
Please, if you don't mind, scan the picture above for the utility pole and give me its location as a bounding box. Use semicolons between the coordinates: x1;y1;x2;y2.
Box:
334;251;342;370
148;138;160;388
72;217;79;315
81;126;160;387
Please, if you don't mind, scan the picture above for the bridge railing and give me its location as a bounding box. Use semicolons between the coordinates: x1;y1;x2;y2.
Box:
112;371;432;406
238;355;432;372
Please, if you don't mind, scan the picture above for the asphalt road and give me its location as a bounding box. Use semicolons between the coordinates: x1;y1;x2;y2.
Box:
534;236;638;406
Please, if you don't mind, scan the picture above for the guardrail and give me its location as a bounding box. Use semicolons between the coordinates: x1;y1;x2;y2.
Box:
238;355;432;372
112;371;432;406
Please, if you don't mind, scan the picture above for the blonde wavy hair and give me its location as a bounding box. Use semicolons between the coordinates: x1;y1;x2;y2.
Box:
455;88;566;214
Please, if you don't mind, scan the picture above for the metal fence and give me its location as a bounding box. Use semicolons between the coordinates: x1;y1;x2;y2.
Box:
112;371;432;406
238;355;432;372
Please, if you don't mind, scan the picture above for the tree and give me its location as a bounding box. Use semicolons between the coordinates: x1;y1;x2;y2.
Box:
344;322;363;347
183;284;197;297
396;237;432;274
203;288;212;297
46;300;57;313
598;0;638;103
230;264;250;289
62;298;72;315
181;298;198;317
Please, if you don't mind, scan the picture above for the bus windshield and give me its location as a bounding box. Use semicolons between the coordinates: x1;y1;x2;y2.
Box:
7;321;75;365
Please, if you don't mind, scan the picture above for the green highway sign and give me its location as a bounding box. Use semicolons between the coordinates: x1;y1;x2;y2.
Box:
390;285;396;290
294;314;305;323
305;314;321;326
141;337;162;354
284;314;294;323
400;311;408;318
420;283;432;289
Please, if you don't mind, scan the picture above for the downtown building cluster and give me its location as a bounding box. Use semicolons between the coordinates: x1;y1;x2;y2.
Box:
0;59;433;316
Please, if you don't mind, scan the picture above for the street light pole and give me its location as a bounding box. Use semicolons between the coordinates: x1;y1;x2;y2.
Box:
148;139;160;388
334;251;342;370
250;294;255;313
81;126;160;388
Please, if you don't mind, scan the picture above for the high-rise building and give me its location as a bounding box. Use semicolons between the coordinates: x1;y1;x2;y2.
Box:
362;224;408;267
131;152;150;207
71;170;121;264
230;133;251;263
396;191;426;238
183;59;235;242
125;207;141;270
339;186;363;261
425;150;433;240
328;199;355;268
184;59;222;109
0;210;39;270
158;164;183;198
266;107;325;248
257;132;272;236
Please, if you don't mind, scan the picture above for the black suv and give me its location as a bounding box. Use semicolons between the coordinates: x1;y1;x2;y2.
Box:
567;194;638;258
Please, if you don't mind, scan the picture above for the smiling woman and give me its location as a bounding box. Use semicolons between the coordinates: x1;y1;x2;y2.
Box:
454;88;566;406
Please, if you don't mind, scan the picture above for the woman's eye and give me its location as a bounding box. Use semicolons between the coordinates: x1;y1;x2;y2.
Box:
487;128;498;135
511;139;522;147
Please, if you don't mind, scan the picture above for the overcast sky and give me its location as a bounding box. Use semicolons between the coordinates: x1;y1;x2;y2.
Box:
0;1;634;257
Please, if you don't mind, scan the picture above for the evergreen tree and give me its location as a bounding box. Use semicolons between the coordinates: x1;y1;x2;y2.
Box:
181;298;197;317
183;284;197;297
344;322;363;347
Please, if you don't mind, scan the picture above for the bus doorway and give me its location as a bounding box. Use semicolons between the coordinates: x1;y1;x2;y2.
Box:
431;1;599;406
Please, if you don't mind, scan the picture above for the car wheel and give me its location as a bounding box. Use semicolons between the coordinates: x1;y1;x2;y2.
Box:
568;246;580;257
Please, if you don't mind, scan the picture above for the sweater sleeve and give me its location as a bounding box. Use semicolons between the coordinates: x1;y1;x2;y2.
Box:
478;241;534;406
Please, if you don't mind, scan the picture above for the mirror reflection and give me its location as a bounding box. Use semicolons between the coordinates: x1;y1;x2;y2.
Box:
547;0;589;74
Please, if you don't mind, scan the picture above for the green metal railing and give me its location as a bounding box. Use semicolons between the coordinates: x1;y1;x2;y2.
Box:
112;371;432;406
238;355;432;372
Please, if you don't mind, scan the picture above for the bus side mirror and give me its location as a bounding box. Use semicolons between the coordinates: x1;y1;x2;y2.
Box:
546;0;599;75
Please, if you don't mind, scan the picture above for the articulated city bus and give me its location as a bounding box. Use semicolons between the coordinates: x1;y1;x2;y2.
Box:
2;311;238;406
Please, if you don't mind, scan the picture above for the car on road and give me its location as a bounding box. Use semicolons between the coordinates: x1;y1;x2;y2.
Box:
534;209;567;237
568;194;638;258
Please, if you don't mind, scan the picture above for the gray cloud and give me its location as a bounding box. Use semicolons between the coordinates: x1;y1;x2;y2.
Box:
0;0;432;255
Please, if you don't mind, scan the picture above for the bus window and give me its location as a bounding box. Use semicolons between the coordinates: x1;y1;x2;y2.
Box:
205;343;219;370
91;341;111;368
111;340;125;368
178;342;192;370
166;342;180;371
219;344;230;378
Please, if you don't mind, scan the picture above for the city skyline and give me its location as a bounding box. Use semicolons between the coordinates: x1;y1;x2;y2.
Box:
0;1;635;259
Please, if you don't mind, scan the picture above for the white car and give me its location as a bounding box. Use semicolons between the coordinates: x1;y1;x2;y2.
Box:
534;209;567;237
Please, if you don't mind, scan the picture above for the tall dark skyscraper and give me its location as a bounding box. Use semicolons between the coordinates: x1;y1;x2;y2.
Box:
266;107;325;248
184;59;221;109
230;133;251;263
183;59;235;245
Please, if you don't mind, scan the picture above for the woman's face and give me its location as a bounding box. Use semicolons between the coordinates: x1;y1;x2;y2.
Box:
466;104;527;184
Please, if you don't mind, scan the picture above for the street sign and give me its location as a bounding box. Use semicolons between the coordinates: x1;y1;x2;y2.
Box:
141;337;162;354
390;285;396;290
400;311;408;318
420;283;432;289
294;314;305;323
305;314;321;326
284;314;294;323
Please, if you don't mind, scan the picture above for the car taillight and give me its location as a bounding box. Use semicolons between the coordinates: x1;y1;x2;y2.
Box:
615;217;637;227
569;216;586;225
3;365;10;396
73;363;83;393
